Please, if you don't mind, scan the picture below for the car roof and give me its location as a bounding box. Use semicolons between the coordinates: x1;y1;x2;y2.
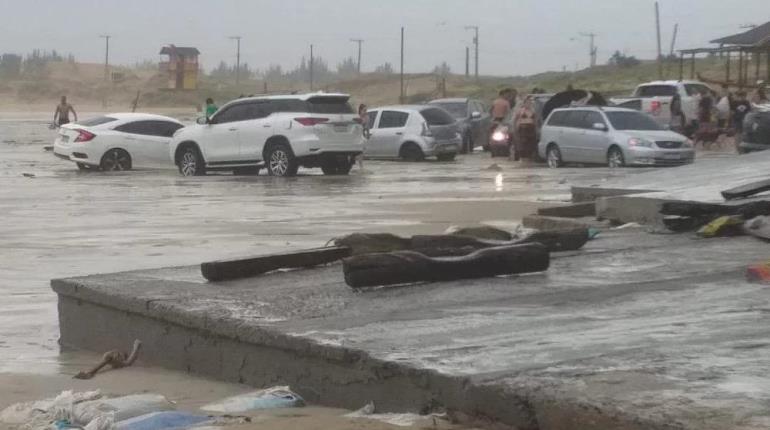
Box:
550;106;639;114
638;80;705;86
370;105;437;111
225;92;350;103
103;113;182;123
428;98;469;104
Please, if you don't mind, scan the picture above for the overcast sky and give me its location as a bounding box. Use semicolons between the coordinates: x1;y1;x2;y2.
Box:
1;0;768;76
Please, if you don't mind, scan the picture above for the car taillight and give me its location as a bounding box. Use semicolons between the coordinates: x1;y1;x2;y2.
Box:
650;100;661;114
74;129;96;143
294;117;329;126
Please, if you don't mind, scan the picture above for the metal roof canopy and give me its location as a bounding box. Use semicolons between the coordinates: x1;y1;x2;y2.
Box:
159;46;200;56
710;21;770;46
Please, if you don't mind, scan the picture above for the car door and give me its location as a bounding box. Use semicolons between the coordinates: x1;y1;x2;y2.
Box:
235;101;272;162
367;110;409;158
558;110;588;162
363;110;379;156
575;111;611;164
200;103;252;163
470;101;490;144
112;120;179;168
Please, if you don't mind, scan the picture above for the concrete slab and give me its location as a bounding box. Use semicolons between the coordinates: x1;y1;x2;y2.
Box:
521;215;608;231
53;231;770;430
572;152;770;204
537;202;596;218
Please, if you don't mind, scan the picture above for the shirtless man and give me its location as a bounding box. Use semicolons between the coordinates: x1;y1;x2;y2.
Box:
53;96;77;126
490;89;512;125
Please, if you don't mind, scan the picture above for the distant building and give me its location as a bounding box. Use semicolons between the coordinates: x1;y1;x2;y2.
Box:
159;45;200;90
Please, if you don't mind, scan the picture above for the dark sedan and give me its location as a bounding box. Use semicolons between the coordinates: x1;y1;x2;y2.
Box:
428;98;491;153
738;109;770;154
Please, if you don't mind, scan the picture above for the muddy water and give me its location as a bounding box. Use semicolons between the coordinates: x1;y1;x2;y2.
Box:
0;112;635;376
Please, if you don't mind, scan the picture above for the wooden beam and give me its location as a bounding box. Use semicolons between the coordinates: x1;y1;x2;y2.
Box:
690;53;695;79
738;50;744;88
756;51;762;83
679;52;684;80
726;51;731;83
201;246;352;282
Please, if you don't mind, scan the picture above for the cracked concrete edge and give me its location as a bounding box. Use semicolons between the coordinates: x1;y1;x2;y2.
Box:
54;276;702;430
595;195;672;226
570;186;656;203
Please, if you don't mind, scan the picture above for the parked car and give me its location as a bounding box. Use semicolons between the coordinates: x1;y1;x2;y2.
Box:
610;80;715;130
427;98;490;152
364;105;461;161
170;93;364;177
538;106;695;168
53;113;184;171
737;107;770;153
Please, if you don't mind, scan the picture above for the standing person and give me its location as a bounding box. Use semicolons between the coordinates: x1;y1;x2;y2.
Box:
205;98;218;121
694;94;718;148
731;90;752;136
53;96;77;127
490;89;512;125
670;92;686;133
751;85;768;105
513;96;538;161
716;86;731;129
356;103;368;169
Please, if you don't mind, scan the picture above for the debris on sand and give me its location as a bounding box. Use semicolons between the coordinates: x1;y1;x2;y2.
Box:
201;386;304;413
22;173;35;178
345;401;447;427
445;225;512;241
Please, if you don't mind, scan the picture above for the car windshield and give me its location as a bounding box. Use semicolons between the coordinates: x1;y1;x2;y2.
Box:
430;103;467;119
307;96;353;114
606;111;664;131
76;116;118;127
634;85;676;97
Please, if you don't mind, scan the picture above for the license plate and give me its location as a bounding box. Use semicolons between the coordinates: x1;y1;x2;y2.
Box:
663;153;681;160
333;125;348;132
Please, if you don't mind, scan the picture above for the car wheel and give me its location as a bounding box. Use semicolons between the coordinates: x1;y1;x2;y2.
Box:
178;145;206;176
266;143;299;177
437;153;456;162
546;145;563;168
400;143;425;162
607;146;625;168
100;149;132;171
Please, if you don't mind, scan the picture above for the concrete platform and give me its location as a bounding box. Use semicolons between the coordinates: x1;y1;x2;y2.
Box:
53;231;770;430
572;153;770;225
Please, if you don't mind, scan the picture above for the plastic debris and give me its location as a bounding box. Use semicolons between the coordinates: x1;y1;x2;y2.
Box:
747;261;770;283
115;411;209;430
200;386;304;413
587;228;601;239
1;390;102;427
697;215;744;238
74;394;174;425
613;222;642;230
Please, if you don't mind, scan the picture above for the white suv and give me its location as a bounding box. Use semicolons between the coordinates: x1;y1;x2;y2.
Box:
170;93;364;177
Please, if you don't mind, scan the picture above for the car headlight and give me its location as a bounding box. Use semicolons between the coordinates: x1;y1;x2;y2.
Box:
628;137;653;147
682;139;694;148
492;131;507;141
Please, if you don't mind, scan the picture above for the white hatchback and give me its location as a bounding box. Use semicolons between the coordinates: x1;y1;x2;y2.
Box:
53;113;184;171
170;93;364;177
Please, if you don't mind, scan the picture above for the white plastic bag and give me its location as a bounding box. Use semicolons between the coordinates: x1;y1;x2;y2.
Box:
74;394;173;426
200;386;304;413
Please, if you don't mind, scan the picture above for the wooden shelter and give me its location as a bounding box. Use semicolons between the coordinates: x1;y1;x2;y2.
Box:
159;45;200;90
679;21;770;88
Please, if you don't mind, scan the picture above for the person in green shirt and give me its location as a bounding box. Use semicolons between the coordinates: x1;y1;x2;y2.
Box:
205;98;218;121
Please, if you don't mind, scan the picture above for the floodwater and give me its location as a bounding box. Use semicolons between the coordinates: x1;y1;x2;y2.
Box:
0;111;637;376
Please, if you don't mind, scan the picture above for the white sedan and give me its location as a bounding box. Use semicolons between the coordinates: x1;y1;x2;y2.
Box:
53;113;184;171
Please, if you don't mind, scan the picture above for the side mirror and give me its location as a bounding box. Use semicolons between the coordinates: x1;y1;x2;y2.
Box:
196;116;209;125
592;122;608;131
471;111;482;119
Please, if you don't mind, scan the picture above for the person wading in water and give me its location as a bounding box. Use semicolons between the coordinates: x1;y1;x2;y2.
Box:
53;96;77;127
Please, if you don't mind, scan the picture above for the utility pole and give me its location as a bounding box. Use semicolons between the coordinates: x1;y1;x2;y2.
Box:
229;36;242;86
310;44;314;91
350;38;363;75
465;26;479;80
99;35;111;81
465;46;470;77
669;23;679;57
579;32;597;68
400;27;405;103
655;2;663;79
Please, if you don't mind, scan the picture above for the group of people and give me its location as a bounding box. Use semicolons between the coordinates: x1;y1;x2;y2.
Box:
491;88;541;159
683;84;768;146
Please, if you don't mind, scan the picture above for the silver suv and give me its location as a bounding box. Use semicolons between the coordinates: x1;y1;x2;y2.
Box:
538;106;695;168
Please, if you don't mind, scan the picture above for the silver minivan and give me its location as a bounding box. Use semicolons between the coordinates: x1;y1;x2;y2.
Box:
538;106;695;168
365;106;462;161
